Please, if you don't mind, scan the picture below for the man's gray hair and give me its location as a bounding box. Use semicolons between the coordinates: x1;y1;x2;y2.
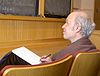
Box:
74;16;95;37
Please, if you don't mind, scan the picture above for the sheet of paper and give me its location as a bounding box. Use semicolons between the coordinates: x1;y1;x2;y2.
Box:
12;46;41;65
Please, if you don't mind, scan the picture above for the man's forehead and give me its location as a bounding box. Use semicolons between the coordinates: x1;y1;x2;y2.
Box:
65;12;82;23
65;19;68;22
65;16;75;23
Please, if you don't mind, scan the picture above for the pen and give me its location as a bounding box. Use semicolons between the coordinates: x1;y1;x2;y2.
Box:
45;54;51;58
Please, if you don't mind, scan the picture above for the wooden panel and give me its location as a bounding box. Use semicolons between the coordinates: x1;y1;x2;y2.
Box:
90;30;100;50
95;0;100;8
0;6;69;62
94;20;100;30
94;0;100;30
0;15;65;42
0;15;67;59
94;0;100;20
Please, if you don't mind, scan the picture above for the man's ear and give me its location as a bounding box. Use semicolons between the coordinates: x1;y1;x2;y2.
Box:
74;26;81;33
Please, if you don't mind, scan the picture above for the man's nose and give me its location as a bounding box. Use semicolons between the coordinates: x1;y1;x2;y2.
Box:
62;24;66;28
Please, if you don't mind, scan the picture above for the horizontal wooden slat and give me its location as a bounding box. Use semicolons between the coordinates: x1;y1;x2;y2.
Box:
0;15;65;22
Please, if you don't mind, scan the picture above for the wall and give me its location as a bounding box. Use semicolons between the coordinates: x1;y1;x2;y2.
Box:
72;0;95;19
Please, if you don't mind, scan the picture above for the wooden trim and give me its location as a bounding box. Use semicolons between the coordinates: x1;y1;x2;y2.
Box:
0;15;65;22
2;55;72;76
71;0;73;12
38;0;45;17
0;38;69;48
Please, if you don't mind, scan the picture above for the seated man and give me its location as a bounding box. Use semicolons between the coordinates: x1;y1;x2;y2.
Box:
0;11;98;70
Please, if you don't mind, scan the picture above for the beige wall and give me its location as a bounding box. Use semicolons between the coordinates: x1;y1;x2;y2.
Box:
72;0;95;19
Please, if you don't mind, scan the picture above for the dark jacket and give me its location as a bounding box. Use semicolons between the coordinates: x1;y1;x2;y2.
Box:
52;36;97;61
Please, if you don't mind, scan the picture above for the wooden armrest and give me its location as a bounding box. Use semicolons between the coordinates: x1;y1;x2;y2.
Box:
1;55;72;76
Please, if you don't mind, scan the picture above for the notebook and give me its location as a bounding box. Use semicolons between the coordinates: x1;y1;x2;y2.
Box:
12;46;41;65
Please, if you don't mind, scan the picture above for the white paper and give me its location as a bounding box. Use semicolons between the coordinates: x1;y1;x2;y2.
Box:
12;46;41;65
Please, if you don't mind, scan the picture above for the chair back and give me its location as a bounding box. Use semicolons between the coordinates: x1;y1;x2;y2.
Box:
2;55;72;76
69;52;100;76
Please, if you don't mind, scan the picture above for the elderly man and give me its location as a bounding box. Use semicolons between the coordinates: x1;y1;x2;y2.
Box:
41;11;97;62
0;11;97;70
